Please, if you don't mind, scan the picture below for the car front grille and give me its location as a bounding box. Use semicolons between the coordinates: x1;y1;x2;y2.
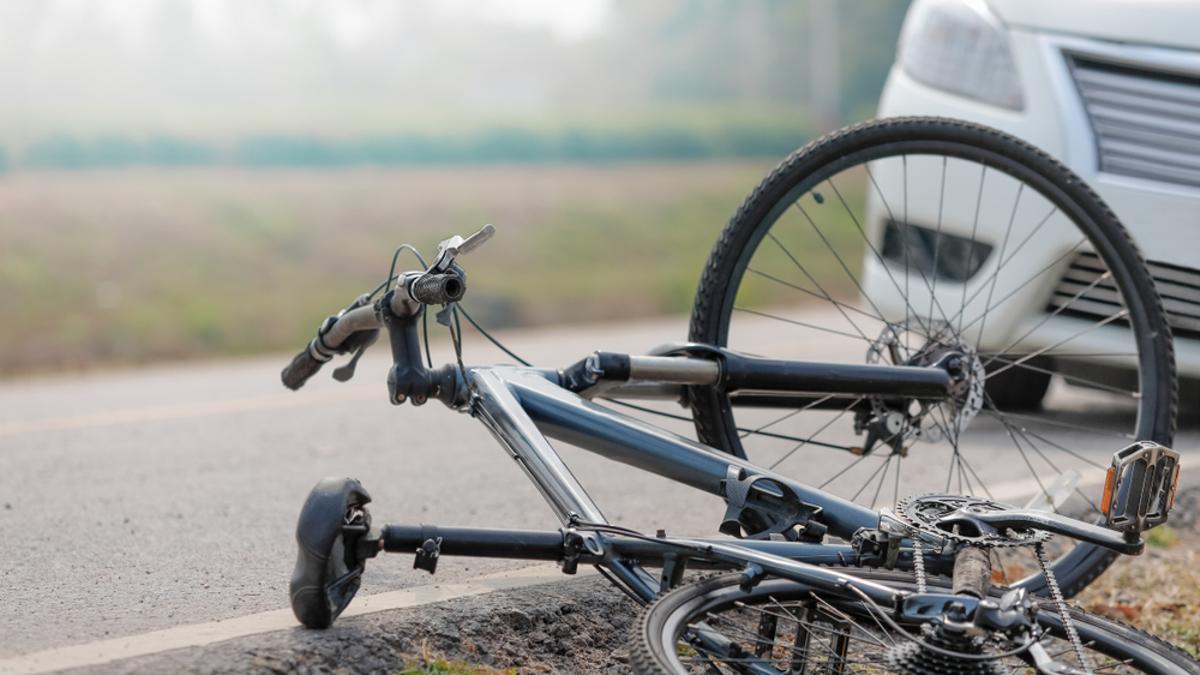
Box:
1068;55;1200;189
1048;251;1200;341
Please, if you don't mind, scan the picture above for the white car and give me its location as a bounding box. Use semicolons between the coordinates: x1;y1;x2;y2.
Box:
872;0;1200;404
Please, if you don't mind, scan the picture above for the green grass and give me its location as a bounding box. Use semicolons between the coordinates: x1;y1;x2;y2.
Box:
1146;524;1179;549
0;163;735;374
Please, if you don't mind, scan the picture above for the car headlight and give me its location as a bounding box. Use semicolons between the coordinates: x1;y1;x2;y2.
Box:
897;0;1024;110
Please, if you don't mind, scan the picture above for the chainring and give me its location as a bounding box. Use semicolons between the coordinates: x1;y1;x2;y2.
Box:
896;494;1051;549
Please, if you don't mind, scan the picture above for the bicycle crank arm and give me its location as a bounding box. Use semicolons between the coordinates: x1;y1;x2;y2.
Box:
953;509;1143;554
983;441;1182;554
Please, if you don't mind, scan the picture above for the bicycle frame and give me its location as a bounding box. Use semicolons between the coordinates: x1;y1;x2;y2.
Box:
357;297;1143;611
276;263;1147;634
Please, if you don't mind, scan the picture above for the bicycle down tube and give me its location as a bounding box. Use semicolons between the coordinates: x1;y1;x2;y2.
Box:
472;366;882;538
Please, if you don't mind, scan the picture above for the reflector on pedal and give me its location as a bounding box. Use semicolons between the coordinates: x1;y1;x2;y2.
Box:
1100;467;1116;516
1103;441;1181;534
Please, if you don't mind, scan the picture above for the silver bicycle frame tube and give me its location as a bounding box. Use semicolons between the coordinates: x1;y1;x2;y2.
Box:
472;368;607;525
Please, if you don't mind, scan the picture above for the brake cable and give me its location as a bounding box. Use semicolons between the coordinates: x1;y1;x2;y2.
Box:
455;305;701;424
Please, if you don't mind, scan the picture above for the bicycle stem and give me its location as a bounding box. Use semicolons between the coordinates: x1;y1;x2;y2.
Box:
380;289;464;407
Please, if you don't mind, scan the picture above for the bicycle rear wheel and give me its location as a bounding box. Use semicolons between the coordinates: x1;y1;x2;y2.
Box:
688;117;1176;596
632;572;1200;674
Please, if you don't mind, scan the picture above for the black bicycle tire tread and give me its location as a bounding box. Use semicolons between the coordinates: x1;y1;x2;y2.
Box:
631;571;1200;674
686;116;1177;597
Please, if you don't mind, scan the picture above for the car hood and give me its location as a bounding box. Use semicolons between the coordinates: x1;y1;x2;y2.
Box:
988;0;1200;51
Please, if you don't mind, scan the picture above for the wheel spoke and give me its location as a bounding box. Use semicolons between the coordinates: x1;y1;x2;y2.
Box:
792;200;899;331
762;232;876;342
903;155;911;355
986;308;1129;380
734;306;868;342
959;163;988;335
928;157;947;326
830;174;951;332
748;266;884;327
984;353;1135;398
1016;426;1107;470
739;394;836;440
975;184;1024;351
981;267;1116;370
985;408;1135;440
768;397;862;469
850;454;893;502
868;452;894;509
955;235;1084;336
942;203;1059;331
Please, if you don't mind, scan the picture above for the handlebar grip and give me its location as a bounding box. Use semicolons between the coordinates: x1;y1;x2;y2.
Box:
282;345;326;390
409;273;466;305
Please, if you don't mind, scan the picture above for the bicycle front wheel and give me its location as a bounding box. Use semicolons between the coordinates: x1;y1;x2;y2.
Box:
632;572;1200;674
689;117;1176;596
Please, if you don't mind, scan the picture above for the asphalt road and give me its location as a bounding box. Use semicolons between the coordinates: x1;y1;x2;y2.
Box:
1;313;1195;664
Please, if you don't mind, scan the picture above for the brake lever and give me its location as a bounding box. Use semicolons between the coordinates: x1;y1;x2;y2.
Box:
332;331;378;382
428;224;496;273
323;292;380;383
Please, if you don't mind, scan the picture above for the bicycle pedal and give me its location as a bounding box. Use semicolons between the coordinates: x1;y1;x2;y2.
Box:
1101;441;1180;534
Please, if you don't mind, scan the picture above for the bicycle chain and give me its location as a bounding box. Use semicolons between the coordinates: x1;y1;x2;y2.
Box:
894;495;1092;674
912;538;928;593
1035;542;1092;674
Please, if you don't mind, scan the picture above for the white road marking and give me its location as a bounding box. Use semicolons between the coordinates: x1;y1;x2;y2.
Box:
0;564;589;675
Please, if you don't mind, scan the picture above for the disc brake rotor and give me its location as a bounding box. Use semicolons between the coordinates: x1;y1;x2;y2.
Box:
865;321;986;447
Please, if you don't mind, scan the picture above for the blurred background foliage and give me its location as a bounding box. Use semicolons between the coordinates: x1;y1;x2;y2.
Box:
0;0;907;375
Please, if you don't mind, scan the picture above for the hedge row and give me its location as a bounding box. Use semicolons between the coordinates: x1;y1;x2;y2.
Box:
9;123;812;170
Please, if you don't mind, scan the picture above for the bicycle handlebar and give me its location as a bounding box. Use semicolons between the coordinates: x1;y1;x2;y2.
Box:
281;346;326;390
409;272;465;305
280;304;382;390
282;224;493;391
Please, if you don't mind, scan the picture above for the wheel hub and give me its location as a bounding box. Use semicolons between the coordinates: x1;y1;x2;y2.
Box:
862;322;986;451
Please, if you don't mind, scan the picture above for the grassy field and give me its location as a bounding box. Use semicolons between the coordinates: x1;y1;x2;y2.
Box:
0;160;873;377
0;160;866;376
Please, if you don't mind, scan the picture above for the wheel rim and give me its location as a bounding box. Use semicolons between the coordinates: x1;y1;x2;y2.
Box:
691;130;1174;588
